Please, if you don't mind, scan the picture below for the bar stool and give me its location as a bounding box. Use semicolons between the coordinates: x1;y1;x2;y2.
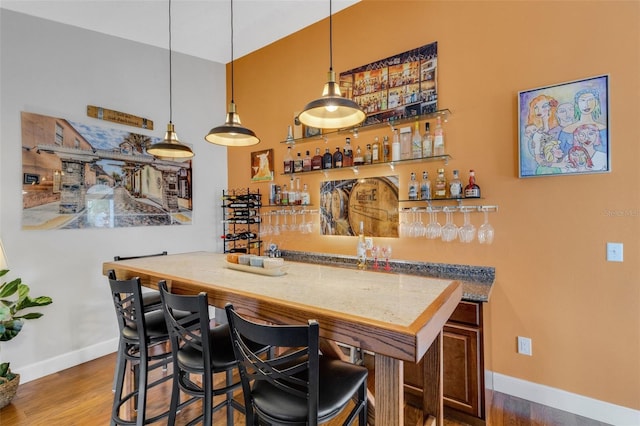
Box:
108;272;174;425
225;303;368;426
158;281;270;426
113;251;168;311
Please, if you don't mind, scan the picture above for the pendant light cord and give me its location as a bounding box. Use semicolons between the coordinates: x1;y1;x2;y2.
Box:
169;0;173;124
329;0;333;72
230;0;235;104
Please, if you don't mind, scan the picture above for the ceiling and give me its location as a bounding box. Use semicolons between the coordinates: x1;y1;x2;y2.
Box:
0;0;360;63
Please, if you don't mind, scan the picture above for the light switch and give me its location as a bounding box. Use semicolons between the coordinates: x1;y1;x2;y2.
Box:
606;242;623;262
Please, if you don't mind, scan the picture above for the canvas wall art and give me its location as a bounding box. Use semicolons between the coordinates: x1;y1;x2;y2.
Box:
21;111;193;230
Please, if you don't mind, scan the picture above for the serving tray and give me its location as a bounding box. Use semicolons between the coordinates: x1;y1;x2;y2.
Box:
225;261;288;277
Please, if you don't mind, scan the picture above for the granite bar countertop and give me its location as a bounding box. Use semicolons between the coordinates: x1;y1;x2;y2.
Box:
280;250;494;302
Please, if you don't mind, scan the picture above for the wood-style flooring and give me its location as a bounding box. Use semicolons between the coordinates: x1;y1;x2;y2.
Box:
0;353;611;425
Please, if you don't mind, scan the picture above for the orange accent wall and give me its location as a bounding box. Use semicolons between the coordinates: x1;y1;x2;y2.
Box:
227;0;640;409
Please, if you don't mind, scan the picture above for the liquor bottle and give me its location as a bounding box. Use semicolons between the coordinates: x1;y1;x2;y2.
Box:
408;172;418;200
343;137;354;167
433;116;445;156
422;122;433;158
400;126;412;160
412;121;422;159
354;146;364;165
372;137;381;163
311;147;323;170
293;152;303;173
322;148;333;169
382;136;390;162
300;183;311;205
332;147;343;168
464;169;481;198
301;150;311;172
391;130;401;161
283;146;294;174
449;169;462;199
364;144;373;164
281;184;289;205
420;171;432;200
434;168;447;199
356;220;367;270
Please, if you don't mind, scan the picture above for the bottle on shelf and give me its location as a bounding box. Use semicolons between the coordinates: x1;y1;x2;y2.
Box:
412;120;422;159
422;122;433;158
372;137;381;163
332;147;343;168
322;148;333;169
408;172;418;200
294;152;303;173
434;168;447;199
464;169;481;198
283;146;294;174
286;125;294;143
281;184;289;205
356;220;367;270
303;150;312;172
400;126;412;160
449;169;462;199
289;177;297;205
364;144;373;164
311;147;323;170
343;137;354;167
391;130;401;161
420;171;432;200
301;183;311;205
382;136;390;162
354;145;364;165
433;116;445;156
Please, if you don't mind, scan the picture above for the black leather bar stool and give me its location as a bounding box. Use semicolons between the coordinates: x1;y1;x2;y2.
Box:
159;281;270;425
225;303;368;426
108;272;174;425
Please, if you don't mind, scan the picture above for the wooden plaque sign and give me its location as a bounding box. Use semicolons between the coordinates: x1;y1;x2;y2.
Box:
87;105;154;130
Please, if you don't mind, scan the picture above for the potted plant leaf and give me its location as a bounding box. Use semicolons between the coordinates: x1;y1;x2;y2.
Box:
0;268;52;408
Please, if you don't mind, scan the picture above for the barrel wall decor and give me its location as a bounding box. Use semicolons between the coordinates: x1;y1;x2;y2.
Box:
320;176;399;237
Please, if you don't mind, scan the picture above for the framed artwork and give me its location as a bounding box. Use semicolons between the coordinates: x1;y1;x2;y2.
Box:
251;148;274;182
303;125;322;138
518;75;610;178
20;111;193;230
319;176;399;237
340;41;438;125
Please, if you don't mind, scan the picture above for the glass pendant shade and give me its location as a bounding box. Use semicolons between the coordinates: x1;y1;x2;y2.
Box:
147;123;194;159
205;101;259;147
298;70;366;130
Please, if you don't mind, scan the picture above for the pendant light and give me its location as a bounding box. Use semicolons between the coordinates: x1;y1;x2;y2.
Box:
205;0;259;147
147;0;194;159
297;0;366;130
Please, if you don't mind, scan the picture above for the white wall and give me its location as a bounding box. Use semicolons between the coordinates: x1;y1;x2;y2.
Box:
0;10;228;382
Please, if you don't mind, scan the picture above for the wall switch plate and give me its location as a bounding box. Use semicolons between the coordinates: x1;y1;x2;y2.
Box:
365;237;373;250
517;336;532;356
607;242;623;262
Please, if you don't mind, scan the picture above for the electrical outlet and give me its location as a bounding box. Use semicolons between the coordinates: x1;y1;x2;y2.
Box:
606;242;623;262
365;237;373;250
517;336;532;356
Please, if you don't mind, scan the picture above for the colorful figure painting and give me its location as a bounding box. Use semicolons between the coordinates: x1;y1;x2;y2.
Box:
518;75;610;178
21;111;193;230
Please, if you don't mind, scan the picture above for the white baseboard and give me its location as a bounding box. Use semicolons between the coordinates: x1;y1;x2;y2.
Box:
487;370;640;426
17;338;118;384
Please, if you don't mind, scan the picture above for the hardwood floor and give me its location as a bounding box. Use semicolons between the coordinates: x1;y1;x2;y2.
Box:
0;353;611;425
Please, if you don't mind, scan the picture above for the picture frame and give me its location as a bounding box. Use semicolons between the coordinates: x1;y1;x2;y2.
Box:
250;148;274;182
518;74;610;178
303;125;322;138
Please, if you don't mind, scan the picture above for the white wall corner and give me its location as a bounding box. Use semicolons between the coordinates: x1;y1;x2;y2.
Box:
486;370;640;426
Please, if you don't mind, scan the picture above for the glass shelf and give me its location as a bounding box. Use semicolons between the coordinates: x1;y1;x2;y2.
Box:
399;198;498;212
281;108;451;145
280;154;452;176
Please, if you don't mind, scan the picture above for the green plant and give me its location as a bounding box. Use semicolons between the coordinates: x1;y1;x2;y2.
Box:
0;269;52;382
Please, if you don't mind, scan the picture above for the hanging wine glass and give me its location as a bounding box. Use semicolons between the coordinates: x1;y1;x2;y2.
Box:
441;209;458;242
477;208;495;244
458;210;476;243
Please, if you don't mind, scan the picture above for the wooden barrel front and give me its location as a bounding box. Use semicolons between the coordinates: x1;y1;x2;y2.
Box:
348;177;399;237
